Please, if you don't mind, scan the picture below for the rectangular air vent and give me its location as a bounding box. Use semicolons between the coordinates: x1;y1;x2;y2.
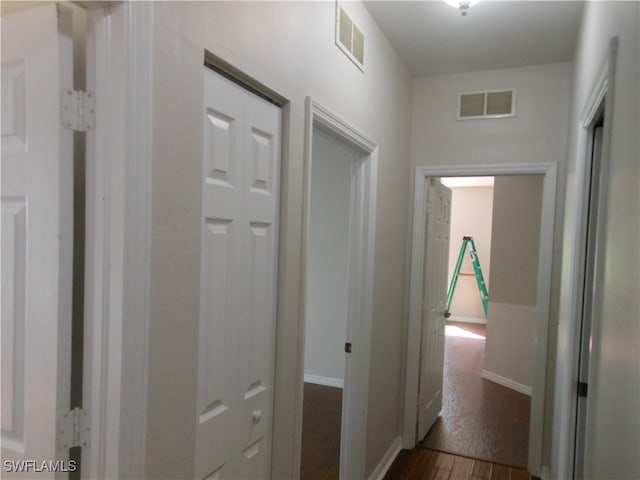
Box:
336;5;365;71
457;89;516;120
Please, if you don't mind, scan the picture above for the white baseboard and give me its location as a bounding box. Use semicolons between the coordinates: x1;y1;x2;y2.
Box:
303;374;344;388
368;436;403;480
447;315;486;325
482;369;532;396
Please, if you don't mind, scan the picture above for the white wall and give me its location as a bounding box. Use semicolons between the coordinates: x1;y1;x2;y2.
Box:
553;2;640;478
145;2;413;478
484;175;543;392
410;62;571;471
447;185;493;320
304;127;352;387
489;175;542;306
410;63;572;169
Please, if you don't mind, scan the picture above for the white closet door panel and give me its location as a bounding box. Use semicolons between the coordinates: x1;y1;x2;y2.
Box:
244;97;280;218
195;219;236;474
236;223;273;451
197;68;280;480
197;71;243;480
236;94;280;478
237;436;270;480
203;90;242;218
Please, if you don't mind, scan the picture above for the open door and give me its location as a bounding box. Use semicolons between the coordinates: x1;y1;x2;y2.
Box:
1;3;74;475
417;178;452;440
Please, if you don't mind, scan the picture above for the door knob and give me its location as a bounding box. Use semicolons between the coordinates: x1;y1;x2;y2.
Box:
252;410;262;423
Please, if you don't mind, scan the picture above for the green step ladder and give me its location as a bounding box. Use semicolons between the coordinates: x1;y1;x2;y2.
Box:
446;236;489;317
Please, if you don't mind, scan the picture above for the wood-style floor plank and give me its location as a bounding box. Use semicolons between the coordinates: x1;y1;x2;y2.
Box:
491;463;512;480
470;459;493;480
383;449;416;480
384;449;531;480
511;468;532;480
432;451;456;480
407;447;437;479
450;455;474;479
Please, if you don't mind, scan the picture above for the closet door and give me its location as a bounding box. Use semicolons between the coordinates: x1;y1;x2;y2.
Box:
195;67;281;480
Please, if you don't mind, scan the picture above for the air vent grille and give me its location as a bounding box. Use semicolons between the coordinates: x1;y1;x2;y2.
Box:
352;25;364;65
336;6;365;71
459;93;485;118
457;89;516;120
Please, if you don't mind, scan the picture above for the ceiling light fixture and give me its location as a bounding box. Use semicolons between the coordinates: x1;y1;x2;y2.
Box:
443;0;480;16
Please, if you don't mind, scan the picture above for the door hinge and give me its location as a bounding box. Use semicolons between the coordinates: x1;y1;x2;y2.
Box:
59;407;90;449
345;342;352;353
62;89;95;132
578;381;588;398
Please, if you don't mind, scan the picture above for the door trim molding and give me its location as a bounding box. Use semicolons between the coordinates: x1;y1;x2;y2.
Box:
299;97;378;480
83;3;152;477
403;162;557;478
119;3;153;478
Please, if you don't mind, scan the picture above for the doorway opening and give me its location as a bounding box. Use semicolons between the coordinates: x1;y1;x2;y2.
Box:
301;125;353;480
419;175;543;469
572;70;611;476
404;163;557;478
573;107;604;480
299;99;377;480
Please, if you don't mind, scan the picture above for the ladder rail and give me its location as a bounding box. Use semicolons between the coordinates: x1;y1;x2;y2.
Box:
446;239;467;312
468;238;489;317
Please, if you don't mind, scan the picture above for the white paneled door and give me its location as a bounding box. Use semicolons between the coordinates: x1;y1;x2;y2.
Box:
195;68;281;480
1;3;73;476
417;178;452;440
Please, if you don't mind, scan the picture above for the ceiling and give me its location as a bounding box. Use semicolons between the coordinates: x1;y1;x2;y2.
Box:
441;176;494;187
364;0;584;77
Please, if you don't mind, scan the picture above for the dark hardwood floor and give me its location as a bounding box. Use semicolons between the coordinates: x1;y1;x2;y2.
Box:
420;322;530;469
384;448;531;480
301;382;342;480
301;322;530;478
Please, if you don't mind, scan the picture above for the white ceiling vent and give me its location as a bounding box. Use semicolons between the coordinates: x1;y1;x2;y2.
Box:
457;89;516;120
336;5;365;71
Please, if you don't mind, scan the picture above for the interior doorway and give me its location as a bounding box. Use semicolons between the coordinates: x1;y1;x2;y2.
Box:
299;99;378;480
574;99;606;480
404;163;557;478
419;175;542;468
301;125;353;480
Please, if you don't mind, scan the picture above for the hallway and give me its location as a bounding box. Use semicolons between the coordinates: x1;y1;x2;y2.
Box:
421;322;530;468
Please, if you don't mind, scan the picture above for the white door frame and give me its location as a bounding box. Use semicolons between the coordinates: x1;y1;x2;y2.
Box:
81;2;152;478
300;98;378;480
403;162;557;478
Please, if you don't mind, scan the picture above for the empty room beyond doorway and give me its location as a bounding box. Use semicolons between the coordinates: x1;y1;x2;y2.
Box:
418;174;544;469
